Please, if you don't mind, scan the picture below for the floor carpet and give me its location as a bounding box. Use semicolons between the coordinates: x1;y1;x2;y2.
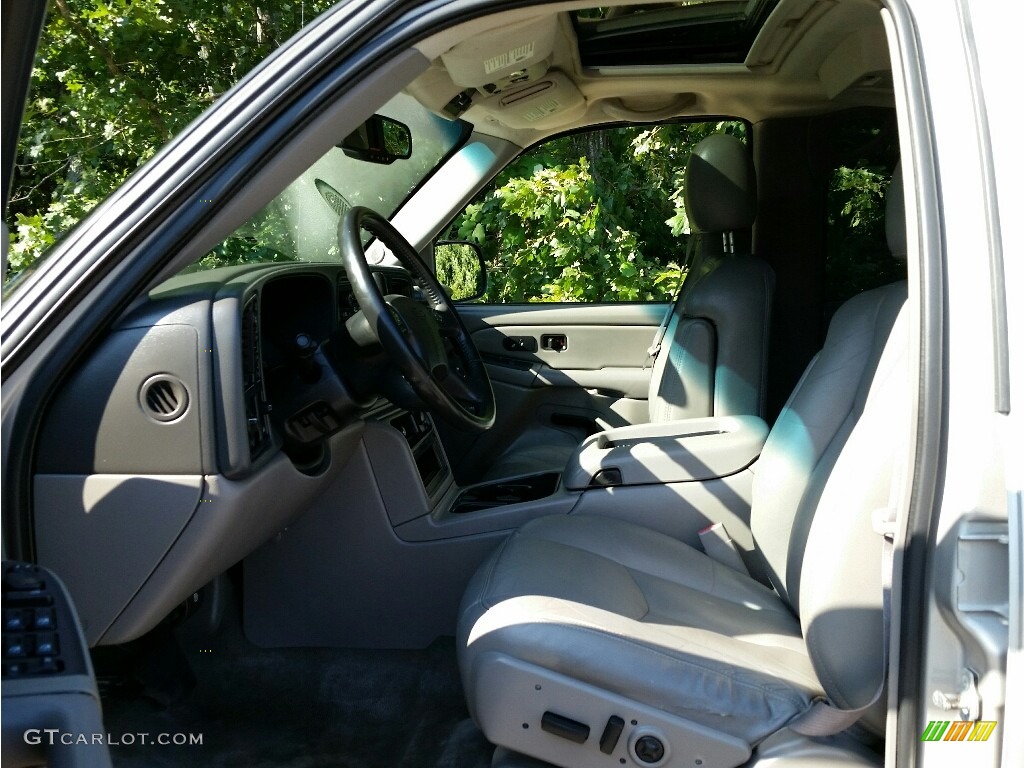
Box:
99;607;494;768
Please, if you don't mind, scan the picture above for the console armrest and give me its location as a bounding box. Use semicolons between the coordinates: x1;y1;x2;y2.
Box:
563;415;768;490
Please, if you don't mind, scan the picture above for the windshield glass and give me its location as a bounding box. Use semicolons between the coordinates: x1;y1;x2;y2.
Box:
4;0;349;294
190;93;468;271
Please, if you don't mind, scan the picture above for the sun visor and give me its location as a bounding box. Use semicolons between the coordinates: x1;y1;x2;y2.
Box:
441;16;557;90
478;71;587;130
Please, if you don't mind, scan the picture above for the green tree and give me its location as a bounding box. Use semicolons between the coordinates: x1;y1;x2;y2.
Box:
435;242;483;300
7;0;337;281
823;111;903;307
450;122;745;303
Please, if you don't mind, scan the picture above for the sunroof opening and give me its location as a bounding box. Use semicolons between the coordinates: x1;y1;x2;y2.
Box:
573;1;779;67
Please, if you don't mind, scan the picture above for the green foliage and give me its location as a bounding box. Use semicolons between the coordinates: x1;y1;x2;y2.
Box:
7;0;896;309
825;163;904;303
449;122;745;303
7;0;337;281
435;242;483;301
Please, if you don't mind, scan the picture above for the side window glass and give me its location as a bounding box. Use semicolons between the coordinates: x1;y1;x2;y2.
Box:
445;121;745;303
824;111;903;314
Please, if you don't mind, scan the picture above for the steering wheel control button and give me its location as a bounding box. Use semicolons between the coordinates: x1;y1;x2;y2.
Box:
540;711;590;744
634;733;666;764
599;715;625;754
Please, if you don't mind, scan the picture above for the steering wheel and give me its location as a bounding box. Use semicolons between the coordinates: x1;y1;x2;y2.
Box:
339;207;495;431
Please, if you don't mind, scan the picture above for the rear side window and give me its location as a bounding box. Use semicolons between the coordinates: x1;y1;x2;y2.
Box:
824;110;903;314
446;120;747;303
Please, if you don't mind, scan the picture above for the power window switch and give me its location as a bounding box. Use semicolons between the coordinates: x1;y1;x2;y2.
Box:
3;635;28;659
34;633;59;657
33;608;56;631
4;609;27;632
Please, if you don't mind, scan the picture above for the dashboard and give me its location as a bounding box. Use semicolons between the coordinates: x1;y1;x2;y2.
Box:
31;262;440;647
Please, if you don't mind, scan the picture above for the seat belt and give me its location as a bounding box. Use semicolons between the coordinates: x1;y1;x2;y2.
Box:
646;234;700;365
645;302;677;363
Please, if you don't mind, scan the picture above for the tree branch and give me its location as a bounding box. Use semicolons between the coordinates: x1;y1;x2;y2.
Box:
53;0;170;137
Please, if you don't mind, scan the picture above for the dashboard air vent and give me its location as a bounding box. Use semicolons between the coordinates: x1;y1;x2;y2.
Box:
140;375;189;422
241;295;271;457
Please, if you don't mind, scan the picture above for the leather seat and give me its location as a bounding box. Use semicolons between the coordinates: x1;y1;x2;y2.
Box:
485;134;775;480
457;171;909;766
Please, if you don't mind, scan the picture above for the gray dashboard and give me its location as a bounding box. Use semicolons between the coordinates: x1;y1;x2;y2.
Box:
32;262;419;646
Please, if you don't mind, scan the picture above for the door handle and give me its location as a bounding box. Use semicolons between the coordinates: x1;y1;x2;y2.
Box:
541;334;567;352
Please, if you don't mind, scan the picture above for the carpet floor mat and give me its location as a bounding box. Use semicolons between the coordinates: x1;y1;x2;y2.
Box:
98;610;493;768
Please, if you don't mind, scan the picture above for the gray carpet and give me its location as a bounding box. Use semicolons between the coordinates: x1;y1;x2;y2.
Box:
99;610;493;768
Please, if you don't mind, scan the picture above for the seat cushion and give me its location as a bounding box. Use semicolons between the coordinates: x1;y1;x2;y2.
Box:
458;514;824;746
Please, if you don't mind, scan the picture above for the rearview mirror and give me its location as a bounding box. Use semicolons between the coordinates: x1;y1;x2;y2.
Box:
339;115;412;164
435;241;487;301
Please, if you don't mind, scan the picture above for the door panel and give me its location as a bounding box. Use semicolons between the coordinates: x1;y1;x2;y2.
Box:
447;302;667;480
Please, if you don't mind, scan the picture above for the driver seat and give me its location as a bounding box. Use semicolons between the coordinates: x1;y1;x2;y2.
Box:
456;169;909;767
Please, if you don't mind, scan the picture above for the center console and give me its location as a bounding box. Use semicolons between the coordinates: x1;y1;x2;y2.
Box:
450;472;561;514
243;409;770;649
388;410;449;497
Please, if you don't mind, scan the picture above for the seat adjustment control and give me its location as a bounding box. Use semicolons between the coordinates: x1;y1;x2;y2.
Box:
634;734;665;763
541;711;590;743
599;715;625;754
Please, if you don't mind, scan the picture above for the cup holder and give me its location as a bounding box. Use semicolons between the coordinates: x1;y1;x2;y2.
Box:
451;472;560;514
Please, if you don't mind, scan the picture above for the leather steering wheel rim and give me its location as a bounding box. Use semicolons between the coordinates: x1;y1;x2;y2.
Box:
339;206;495;431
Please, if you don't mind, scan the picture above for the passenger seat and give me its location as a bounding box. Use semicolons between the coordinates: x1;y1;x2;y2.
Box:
485;134;774;480
457;167;911;767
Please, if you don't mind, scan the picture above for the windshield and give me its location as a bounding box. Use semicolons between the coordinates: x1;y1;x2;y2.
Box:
190;92;468;271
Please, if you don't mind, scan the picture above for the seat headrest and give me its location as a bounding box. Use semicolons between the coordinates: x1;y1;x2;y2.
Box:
885;162;906;259
684;134;757;234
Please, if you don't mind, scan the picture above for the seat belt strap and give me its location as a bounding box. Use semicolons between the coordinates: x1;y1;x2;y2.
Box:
646;303;676;361
646;234;699;364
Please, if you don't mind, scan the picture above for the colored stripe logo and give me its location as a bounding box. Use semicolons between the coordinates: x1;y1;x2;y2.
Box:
920;721;997;742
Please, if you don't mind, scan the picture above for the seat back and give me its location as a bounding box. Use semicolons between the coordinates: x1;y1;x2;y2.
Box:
750;168;908;728
648;134;775;422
